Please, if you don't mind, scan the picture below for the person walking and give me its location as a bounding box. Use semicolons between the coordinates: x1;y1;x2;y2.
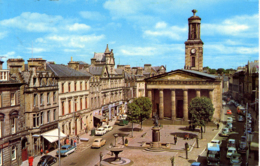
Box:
40;147;43;155
217;123;219;130
174;135;177;145
74;139;77;148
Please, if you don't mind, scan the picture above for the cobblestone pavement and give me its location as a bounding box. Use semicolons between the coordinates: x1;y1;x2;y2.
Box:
100;122;222;166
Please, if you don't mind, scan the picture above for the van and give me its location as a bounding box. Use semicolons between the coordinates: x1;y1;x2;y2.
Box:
237;106;245;115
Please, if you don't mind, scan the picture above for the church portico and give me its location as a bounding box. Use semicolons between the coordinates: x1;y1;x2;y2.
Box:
145;70;222;122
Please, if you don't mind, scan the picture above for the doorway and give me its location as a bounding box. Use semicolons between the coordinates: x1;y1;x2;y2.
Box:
176;100;183;118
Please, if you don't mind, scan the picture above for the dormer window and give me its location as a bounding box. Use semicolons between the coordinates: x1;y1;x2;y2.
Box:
33;78;37;86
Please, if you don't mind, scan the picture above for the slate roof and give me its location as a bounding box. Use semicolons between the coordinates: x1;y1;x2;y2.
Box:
94;53;105;62
115;68;123;75
180;69;220;79
46;63;91;77
87;66;103;75
76;61;89;65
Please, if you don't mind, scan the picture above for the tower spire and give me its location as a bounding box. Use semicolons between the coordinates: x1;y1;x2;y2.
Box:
105;44;110;53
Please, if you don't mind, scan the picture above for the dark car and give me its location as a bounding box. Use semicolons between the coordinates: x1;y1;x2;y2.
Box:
37;155;57;166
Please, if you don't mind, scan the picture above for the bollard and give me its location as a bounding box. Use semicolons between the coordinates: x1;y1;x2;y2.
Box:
185;142;189;159
196;136;199;148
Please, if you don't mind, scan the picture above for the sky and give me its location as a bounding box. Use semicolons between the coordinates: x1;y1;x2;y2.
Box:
0;0;258;71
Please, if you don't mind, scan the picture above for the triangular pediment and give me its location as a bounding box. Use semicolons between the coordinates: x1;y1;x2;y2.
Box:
146;69;218;81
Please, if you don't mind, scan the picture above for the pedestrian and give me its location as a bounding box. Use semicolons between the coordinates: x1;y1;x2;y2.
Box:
174;135;177;145
71;139;73;146
74;139;77;147
40;147;43;155
217;123;219;130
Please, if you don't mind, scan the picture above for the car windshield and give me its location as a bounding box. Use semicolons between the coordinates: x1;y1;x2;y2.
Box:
228;149;234;153
94;140;99;142
61;147;67;150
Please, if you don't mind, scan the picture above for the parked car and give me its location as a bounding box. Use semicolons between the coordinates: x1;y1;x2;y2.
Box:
95;127;106;136
91;138;106;148
227;117;233;123
211;139;222;147
237;115;244;122
103;125;113;132
56;145;75;157
227;110;232;115
37;155;57;166
237;106;245;115
230;153;242;166
222;100;226;106
220;128;229;137
226;123;233;132
244;123;251;129
238;136;248;154
227;139;236;149
226;147;237;158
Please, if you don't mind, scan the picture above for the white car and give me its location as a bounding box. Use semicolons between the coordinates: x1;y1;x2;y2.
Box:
226;147;237;158
211;139;222;147
95;127;106;136
227;117;233;123
103;125;113;132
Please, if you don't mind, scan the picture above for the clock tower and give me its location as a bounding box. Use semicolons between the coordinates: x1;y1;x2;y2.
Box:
184;9;204;72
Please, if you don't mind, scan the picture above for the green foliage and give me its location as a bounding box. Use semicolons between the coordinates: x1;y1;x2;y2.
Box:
126;102;141;123
133;97;152;122
188;97;215;127
209;69;216;74
216;68;225;74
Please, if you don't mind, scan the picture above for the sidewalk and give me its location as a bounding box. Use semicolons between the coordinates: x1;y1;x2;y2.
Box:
99;122;223;166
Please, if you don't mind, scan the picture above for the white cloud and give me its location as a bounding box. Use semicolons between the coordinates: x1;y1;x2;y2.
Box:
0;12;63;32
36;34;105;49
79;11;106;20
143;22;187;40
26;48;46;53
67;23;91;31
155;22;167;29
205;44;259;55
64;49;78;52
202;14;258;37
1;51;15;58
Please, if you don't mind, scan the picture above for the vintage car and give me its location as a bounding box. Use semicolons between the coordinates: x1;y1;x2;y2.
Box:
91;138;106;148
226;147;237;158
95;127;106;136
103;125;113;132
219;128;229;137
56;145;76;157
211;139;222;147
230;153;242;166
227;139;236;149
37;155;57;166
227;109;232;115
237;115;244;122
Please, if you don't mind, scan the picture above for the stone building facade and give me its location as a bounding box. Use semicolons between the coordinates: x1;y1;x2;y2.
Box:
0;61;24;166
47;61;92;138
8;58;59;157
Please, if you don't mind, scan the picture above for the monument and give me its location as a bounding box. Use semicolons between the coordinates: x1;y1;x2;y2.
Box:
151;114;161;148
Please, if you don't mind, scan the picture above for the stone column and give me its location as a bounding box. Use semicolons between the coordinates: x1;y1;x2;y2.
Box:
183;89;188;121
148;90;153;118
171;89;176;120
196;89;201;97
159;89;164;119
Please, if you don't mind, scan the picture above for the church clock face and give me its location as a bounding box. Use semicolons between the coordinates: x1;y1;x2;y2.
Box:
190;48;196;54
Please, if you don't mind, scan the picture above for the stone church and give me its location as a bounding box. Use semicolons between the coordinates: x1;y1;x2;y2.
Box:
145;10;222;122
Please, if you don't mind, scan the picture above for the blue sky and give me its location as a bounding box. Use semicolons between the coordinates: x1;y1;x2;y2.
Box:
0;0;258;71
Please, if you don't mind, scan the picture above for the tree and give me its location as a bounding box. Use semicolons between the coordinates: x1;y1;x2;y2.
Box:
209;69;216;74
189;97;215;139
126;102;140;137
133;97;152;130
216;68;225;74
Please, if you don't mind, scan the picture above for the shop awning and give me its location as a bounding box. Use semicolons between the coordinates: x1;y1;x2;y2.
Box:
94;115;105;120
41;129;67;143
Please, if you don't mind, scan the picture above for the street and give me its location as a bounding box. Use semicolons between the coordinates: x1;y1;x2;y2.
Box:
198;103;258;166
52;124;126;166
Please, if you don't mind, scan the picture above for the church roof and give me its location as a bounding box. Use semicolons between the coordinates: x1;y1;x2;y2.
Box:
88;66;103;75
180;69;220;79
